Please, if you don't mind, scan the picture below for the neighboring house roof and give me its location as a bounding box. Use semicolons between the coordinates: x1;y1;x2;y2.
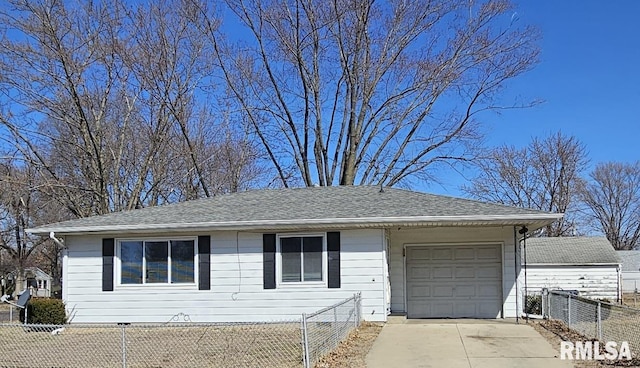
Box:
8;267;52;280
526;237;620;265
27;186;562;235
617;251;640;272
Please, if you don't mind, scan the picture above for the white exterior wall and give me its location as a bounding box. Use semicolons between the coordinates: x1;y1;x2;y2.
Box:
63;229;387;323
525;265;620;300
388;226;519;318
622;271;640;292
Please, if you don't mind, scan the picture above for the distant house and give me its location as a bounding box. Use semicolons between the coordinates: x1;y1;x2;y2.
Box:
26;186;561;323
617;250;640;292
524;237;621;301
7;267;53;298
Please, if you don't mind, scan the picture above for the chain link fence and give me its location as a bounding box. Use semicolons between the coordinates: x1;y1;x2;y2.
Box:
0;305;14;323
545;290;640;355
0;293;362;368
302;292;361;368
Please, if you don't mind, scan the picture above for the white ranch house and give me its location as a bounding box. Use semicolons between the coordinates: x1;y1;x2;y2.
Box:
27;186;561;323
524;237;621;301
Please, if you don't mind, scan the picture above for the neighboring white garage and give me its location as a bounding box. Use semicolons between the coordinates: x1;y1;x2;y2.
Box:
617;250;640;292
405;244;502;318
524;237;621;301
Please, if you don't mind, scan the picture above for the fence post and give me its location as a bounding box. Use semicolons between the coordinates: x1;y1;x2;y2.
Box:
333;306;339;342
302;313;310;368
597;302;602;341
118;323;129;368
567;294;572;328
542;288;548;319
354;293;359;328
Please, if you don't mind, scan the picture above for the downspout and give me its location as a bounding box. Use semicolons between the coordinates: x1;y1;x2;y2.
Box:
513;226;519;324
49;232;65;249
519;226;529;322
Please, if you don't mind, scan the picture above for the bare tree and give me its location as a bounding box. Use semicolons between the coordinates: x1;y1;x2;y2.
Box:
579;162;640;250
195;0;540;187
463;132;589;236
0;160;51;295
0;0;264;217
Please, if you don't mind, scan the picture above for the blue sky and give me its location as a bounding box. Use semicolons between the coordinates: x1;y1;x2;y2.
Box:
429;0;640;195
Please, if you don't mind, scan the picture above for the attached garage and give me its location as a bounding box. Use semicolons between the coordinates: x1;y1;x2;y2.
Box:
405;244;503;318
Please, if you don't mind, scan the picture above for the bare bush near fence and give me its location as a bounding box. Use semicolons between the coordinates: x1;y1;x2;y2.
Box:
547;291;640;356
0;322;302;368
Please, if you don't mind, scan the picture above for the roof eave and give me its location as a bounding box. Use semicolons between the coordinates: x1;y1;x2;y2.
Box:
27;213;563;236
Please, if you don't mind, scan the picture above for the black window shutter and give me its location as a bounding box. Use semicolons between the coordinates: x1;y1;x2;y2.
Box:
327;232;341;288
263;234;276;289
198;236;211;290
102;238;115;292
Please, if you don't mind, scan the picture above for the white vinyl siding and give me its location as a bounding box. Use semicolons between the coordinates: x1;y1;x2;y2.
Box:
388;227;519;318
525;265;620;300
622;272;640;292
63;229;387;323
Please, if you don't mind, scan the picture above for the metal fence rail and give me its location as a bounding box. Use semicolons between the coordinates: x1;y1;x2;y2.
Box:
0;294;362;368
302;292;362;368
546;290;640;355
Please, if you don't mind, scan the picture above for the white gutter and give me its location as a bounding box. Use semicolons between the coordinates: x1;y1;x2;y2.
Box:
526;263;621;266
27;213;563;235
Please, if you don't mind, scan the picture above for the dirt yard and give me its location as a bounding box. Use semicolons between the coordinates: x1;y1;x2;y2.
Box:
315;322;383;368
623;293;640;309
532;319;640;368
0;322;303;368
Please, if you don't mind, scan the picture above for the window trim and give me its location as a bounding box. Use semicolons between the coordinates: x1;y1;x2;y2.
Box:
115;237;198;287
276;233;327;288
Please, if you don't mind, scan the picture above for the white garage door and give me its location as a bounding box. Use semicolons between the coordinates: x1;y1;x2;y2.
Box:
406;244;502;318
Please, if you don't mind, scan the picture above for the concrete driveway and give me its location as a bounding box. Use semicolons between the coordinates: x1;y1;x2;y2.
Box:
366;319;572;368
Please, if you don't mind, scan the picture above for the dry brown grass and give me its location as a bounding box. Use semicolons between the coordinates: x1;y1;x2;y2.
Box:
623;294;640;309
0;323;303;368
314;322;383;368
532;320;640;368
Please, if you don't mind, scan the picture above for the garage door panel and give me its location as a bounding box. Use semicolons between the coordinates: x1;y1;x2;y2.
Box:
478;247;501;259
455;267;475;278
409;285;431;298
432;267;453;279
455;303;476;316
406;244;502;318
455;285;476;297
411;248;431;260
432;248;453;260
478;284;501;298
432;285;454;297
431;303;454;316
408;266;430;279
477;266;500;279
454;247;475;260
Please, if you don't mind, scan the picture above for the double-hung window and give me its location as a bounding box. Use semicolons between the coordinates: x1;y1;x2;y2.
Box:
119;239;195;285
279;235;325;284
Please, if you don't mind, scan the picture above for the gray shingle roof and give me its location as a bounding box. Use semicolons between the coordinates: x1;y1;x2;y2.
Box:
526;237;619;265
617;251;640;272
28;186;561;235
